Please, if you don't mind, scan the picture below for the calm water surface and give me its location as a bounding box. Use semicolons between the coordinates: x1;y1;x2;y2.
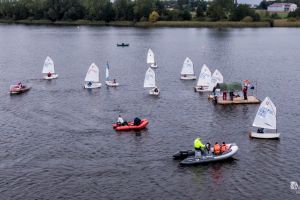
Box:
0;25;299;200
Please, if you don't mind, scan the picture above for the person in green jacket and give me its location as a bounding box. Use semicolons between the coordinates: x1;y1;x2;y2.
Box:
194;138;205;158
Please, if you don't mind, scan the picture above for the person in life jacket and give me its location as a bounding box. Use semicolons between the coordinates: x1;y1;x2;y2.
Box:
221;142;228;154
213;142;221;155
47;72;52;77
194;138;205;158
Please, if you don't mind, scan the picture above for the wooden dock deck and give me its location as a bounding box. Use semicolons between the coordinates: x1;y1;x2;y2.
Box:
217;96;261;105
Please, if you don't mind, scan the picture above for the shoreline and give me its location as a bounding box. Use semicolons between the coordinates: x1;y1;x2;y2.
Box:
0;19;299;28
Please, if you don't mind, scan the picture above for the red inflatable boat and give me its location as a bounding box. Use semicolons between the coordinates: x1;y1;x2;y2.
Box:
113;119;149;131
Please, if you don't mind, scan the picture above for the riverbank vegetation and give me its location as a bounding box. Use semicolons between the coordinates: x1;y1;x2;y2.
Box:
0;0;300;27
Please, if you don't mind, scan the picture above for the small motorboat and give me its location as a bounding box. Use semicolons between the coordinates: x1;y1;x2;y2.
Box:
10;84;31;95
113;119;149;131
117;43;129;47
174;143;238;166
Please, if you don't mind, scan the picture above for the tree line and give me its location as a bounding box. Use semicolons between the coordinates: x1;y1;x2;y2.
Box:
0;0;261;22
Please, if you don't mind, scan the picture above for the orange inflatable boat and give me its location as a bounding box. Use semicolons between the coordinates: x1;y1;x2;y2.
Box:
113;119;149;131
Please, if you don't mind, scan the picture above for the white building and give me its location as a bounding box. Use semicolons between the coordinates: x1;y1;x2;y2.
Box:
267;3;298;12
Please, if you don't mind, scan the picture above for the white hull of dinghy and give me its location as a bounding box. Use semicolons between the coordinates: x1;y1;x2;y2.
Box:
84;83;102;89
149;88;160;96
150;63;158;68
194;86;210;92
105;81;119;87
43;74;58;80
181;75;196;80
250;132;280;139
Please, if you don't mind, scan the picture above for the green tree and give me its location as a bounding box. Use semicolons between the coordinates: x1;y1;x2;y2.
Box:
196;6;204;18
133;0;155;21
180;9;192;20
207;0;234;21
149;10;159;22
231;4;260;21
288;7;300;18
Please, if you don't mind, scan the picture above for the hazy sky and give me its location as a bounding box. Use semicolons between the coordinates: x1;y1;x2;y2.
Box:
238;0;262;4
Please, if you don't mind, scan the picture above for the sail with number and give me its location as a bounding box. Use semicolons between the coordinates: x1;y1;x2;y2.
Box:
196;64;211;86
144;67;156;88
253;97;277;130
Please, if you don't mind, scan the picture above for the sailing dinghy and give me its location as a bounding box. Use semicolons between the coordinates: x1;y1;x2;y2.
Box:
105;62;119;87
84;63;102;89
194;64;212;92
144;67;159;96
42;56;58;80
250;97;280;139
147;49;157;68
208;69;223;91
180;57;196;80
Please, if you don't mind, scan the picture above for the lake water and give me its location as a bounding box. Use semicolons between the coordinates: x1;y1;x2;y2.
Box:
0;25;299;200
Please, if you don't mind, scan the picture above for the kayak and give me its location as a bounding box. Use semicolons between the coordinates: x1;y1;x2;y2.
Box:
117;43;129;47
113;119;149;131
175;143;238;166
10;85;31;95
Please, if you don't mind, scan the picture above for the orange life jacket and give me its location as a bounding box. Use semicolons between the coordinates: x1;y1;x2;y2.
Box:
221;144;227;153
214;144;220;154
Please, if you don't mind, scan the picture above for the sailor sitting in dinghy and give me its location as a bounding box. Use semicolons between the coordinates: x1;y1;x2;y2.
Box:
257;128;264;133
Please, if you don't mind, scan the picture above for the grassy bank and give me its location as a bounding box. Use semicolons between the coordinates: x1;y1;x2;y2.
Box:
136;21;270;28
2;19;300;28
0;19;271;28
273;19;300;27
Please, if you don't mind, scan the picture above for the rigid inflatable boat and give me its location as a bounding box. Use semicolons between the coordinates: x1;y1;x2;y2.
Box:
113;119;149;131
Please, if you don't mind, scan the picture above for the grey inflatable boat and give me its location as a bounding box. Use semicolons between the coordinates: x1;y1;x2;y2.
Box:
179;143;238;166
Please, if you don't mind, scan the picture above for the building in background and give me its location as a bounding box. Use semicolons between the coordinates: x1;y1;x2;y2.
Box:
267;3;297;12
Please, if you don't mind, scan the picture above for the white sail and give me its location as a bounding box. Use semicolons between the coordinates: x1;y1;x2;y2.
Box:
208;69;223;90
144;67;156;88
42;56;55;74
85;63;100;83
196;64;211;86
147;49;155;64
105;63;109;80
253;97;277;130
181;57;194;75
